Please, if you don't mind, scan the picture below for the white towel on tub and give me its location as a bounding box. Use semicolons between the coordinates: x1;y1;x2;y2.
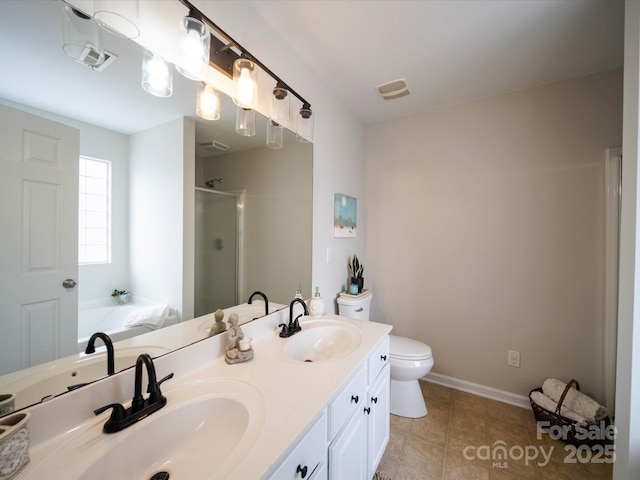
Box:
124;304;170;329
542;378;608;423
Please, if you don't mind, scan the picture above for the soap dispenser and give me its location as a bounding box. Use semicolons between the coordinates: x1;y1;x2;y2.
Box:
309;287;325;317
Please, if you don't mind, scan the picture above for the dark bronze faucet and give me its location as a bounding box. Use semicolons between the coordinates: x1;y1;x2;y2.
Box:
84;332;115;376
247;291;269;317
279;298;308;338
94;353;173;434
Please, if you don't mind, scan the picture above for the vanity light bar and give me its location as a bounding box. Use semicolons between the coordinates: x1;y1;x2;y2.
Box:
177;0;310;109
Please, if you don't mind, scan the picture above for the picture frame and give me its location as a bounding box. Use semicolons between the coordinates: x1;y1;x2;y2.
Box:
334;193;357;238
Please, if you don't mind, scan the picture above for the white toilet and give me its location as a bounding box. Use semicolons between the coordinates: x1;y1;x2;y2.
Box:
337;290;434;418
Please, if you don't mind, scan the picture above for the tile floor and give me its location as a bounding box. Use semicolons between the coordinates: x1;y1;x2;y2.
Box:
376;380;613;480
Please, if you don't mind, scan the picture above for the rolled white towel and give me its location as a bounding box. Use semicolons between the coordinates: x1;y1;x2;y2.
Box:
530;391;587;423
542;378;608;423
124;304;170;329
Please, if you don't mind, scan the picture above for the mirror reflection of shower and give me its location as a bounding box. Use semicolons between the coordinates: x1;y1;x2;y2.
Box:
194;187;244;318
205;178;223;189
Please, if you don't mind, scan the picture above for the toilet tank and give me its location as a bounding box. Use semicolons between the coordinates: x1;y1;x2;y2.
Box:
336;291;372;321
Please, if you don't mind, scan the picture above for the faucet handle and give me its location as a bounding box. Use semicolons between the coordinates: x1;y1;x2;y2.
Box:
149;373;174;403
291;314;303;332
94;403;127;423
278;323;290;337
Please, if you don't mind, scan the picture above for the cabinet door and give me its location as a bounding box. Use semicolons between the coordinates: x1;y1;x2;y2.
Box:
269;411;327;480
329;407;366;480
367;364;390;479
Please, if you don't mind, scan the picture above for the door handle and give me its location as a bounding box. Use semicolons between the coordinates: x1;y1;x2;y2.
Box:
62;279;77;289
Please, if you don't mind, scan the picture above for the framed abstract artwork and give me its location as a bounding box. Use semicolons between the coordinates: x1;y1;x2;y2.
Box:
334;193;357;238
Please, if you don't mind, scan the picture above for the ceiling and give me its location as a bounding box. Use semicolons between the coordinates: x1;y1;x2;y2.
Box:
249;0;625;125
0;1;625;137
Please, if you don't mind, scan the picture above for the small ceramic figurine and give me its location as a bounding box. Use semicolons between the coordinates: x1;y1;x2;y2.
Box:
225;313;253;364
208;309;226;337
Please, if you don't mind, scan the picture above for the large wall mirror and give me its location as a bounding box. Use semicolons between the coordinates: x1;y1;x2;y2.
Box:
0;0;312;416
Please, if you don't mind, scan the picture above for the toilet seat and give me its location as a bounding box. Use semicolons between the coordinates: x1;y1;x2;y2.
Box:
389;335;432;361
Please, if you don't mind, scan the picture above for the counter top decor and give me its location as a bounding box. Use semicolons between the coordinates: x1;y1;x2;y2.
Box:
13;311;391;479
0;412;30;480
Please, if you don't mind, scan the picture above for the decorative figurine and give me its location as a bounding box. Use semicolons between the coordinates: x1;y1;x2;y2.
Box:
208;309;227;337
225;313;253;364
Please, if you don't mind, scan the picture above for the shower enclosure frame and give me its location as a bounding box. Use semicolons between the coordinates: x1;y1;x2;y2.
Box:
194;187;245;316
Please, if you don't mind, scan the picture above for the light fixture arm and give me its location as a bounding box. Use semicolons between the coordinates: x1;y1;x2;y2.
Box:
178;0;310;109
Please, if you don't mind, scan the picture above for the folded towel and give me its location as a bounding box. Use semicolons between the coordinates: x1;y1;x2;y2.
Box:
530;391;587;423
124;304;170;329
542;378;608;423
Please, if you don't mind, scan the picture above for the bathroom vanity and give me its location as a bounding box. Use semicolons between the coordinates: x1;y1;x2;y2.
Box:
11;311;391;479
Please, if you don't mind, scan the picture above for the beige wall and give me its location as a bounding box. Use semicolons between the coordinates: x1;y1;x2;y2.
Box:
364;69;623;401
198;141;313;305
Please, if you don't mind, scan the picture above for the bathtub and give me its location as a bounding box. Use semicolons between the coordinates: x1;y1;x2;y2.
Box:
77;297;178;352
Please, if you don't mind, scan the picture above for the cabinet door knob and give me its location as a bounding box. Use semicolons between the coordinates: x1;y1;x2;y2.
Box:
296;464;308;478
371;396;378;404
351;395;359;404
364;407;371;415
380;355;387;361
355;307;364;312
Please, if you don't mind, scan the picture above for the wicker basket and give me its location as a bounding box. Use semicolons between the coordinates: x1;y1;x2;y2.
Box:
529;379;612;447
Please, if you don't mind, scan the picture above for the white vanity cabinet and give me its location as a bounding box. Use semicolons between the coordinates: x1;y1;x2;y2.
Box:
365;337;390;478
365;363;390;478
328;336;390;480
268;410;328;480
328;365;367;479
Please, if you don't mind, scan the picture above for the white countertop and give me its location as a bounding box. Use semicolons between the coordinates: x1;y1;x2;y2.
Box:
15;312;392;479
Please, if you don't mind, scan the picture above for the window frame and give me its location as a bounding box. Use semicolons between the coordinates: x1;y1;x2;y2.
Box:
78;155;112;265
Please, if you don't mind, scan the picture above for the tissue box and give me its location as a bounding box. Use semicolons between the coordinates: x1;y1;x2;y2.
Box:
0;413;30;480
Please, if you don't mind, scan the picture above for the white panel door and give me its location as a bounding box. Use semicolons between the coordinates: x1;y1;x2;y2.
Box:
0;103;79;375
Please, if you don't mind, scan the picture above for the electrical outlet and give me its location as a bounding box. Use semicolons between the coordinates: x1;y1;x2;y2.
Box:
508;350;521;368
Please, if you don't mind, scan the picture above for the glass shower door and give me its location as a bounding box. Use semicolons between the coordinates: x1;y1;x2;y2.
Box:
194;188;239;318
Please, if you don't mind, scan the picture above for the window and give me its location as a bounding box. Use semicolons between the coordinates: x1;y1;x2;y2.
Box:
78;156;111;264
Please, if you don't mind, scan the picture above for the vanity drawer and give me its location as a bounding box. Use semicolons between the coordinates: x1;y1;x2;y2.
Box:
269;410;327;480
328;364;367;440
368;336;390;384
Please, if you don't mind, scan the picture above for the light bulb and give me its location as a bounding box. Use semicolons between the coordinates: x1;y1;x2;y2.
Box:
233;58;258;109
201;88;218;115
141;50;172;97
236;68;255;107
148;57;169;90
181;30;204;74
176;16;209;81
197;83;220;120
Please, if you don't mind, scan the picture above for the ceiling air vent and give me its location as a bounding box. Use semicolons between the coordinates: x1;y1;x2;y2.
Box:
376;78;410;100
199;140;230;153
76;44;118;72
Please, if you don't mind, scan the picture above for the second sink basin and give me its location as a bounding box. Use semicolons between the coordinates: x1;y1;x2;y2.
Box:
27;378;266;480
285;319;362;363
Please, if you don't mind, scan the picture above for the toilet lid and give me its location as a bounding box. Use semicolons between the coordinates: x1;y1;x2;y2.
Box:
389;335;432;360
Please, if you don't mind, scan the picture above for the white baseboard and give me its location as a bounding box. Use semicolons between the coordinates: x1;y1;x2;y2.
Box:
424;372;530;410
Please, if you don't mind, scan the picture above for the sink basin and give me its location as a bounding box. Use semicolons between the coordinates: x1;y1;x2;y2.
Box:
27;378;265;480
1;346;170;410
285;319;362;362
